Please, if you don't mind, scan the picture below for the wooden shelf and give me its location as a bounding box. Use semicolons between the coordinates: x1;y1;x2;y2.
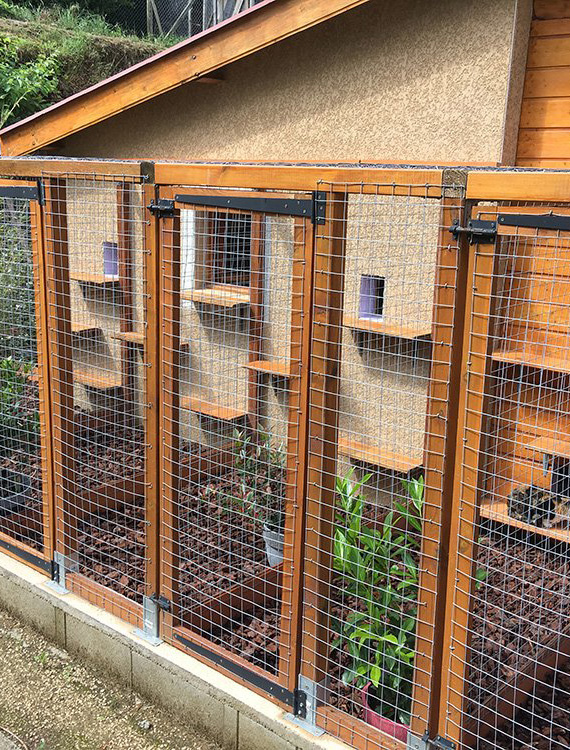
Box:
243;360;294;377
480;497;570;542
343;315;431;339
180;396;246;421
182;285;249;307
71;323;102;336
492;347;570;376
528;435;570;460
70;272;120;286
74;370;122;390
112;331;144;346
338;435;422;474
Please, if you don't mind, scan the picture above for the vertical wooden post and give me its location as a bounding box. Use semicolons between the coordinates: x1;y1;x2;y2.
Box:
158;198;182;633
436;203;499;746
410;181;469;737
143;184;161;599
278;217;315;691
43;178;77;560
31;197;55;560
247;212;265;431
117;183;136;422
300;191;347;684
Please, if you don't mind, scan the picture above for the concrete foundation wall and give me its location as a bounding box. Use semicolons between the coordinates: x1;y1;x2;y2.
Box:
0;550;353;750
58;0;531;165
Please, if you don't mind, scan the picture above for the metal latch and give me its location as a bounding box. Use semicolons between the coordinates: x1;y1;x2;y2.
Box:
147;199;175;218
151;594;171;612
449;218;497;244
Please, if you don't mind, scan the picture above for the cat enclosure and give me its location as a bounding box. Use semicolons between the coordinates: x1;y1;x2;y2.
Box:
0;159;569;750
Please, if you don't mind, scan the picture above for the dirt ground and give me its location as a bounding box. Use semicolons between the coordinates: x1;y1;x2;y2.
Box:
0;608;221;750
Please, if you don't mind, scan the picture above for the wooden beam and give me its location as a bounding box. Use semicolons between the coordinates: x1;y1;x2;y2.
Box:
466;170;570;202
0;0;373;156
0;159;144;178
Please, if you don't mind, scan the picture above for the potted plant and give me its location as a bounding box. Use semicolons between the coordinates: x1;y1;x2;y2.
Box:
232;430;287;566
332;471;424;739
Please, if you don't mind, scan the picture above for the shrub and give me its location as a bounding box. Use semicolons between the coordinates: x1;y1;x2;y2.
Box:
332;471;424;725
0;356;39;459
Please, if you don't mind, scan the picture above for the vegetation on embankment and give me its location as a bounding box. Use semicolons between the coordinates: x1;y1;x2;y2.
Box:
0;1;169;127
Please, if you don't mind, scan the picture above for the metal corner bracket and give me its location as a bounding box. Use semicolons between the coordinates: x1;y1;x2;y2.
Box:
46;551;79;594
133;594;165;646
284;676;325;737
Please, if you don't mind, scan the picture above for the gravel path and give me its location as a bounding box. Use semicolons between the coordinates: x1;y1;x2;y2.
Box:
0;608;221;750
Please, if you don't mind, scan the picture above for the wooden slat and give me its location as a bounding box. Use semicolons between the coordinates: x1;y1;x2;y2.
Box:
44;177;77;559
338;435;422;473
534;1;570;20
71;322;102;335
74;370;123;389
0;159;144;178
181;285;249;306
528;433;570;457
492;346;570;374
437;213;499;745
31;197;55;560
70;271;120;284
180;395;246;420
524;68;570;99
480;497;570;541
157;164;444;197
278;217;314;692
411;191;468;738
343;314;432;339
520;98;570;129
243;360;294;377
0;0;374;156
112;330;144;345
66;572;143;629
466;171;570;202
532;18;570;35
527;36;570;68
316;705;405;750
300;191;347;683
518;128;570;160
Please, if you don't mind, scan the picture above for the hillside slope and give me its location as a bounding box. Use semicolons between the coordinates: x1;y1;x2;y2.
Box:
0;3;168;127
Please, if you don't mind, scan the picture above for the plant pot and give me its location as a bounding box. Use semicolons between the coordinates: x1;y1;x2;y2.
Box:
361;682;409;742
263;523;284;567
0;468;31;517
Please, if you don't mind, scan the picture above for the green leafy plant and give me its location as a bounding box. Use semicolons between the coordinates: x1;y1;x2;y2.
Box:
0;356;39;460
229;429;287;531
332;471;424;725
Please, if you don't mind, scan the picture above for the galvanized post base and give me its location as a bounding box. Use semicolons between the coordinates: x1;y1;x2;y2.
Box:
133;595;162;646
46;551;79;595
284;676;325;737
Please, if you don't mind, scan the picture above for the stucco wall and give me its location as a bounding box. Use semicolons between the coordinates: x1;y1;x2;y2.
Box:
59;0;531;164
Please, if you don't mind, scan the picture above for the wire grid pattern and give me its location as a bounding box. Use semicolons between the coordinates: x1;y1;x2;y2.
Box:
160;195;309;685
300;184;461;744
445;203;570;749
44;175;150;615
0;195;45;552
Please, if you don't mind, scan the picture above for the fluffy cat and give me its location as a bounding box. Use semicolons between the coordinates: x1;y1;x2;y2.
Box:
507;484;570;528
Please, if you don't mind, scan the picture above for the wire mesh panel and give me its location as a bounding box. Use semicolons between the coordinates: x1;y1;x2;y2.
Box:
44;174;152;624
442;203;570;749
0;182;52;567
299;180;465;748
159;189;313;700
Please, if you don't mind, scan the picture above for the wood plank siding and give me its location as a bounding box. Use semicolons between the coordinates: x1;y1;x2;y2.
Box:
517;1;570;165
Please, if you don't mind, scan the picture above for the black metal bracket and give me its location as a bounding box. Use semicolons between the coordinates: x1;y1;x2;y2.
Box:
174;191;327;224
293;688;307;719
498;211;570;233
147;198;175;218
150;594;171;612
429;735;456;750
0;184;42;202
449;218;497;244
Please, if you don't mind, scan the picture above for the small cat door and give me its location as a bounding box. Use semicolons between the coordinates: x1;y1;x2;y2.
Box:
359;274;385;320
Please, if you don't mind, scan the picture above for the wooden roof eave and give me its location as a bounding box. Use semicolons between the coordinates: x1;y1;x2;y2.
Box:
0;0;372;158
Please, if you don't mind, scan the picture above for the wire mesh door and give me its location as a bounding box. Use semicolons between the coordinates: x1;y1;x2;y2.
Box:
158;188;314;703
44;174;155;625
441;203;570;750
0;180;52;571
299;180;466;748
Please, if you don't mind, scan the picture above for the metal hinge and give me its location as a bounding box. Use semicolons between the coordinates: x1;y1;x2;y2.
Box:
151;594;171;612
147;199;175;218
429;736;456;750
449;218;497;244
